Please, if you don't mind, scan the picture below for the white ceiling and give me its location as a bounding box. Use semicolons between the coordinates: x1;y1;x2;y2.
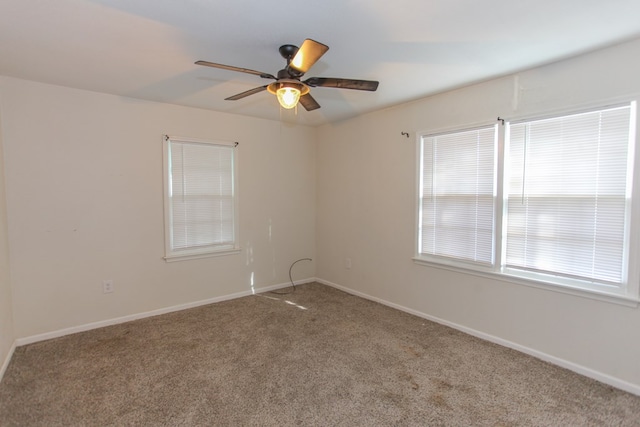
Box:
1;0;640;127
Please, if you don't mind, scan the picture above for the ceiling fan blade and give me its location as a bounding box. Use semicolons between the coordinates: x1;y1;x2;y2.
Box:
225;85;268;101
299;93;321;111
288;39;329;75
304;77;379;91
195;61;276;80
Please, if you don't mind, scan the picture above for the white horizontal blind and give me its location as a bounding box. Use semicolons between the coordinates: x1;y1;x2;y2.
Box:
419;125;497;265
505;104;633;284
168;139;236;254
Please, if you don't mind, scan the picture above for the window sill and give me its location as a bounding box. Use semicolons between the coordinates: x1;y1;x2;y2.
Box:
164;248;242;262
412;257;640;308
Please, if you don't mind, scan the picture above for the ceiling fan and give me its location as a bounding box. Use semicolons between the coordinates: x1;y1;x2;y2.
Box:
195;39;379;111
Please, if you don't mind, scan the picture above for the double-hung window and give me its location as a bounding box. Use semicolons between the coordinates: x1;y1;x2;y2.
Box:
418;125;498;267
163;136;239;261
416;102;638;301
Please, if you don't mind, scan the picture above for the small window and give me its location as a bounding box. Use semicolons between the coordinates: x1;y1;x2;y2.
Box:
162;136;239;261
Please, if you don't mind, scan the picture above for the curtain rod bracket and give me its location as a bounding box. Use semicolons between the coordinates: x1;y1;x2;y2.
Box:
401;132;410;138
497;117;505;125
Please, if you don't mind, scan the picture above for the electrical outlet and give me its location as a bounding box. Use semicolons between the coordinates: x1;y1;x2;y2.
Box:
102;280;114;294
345;258;352;269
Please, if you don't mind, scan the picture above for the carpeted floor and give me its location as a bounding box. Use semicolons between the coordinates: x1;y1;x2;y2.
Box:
1;282;639;426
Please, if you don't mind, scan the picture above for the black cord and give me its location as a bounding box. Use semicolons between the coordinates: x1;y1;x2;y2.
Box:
270;258;312;295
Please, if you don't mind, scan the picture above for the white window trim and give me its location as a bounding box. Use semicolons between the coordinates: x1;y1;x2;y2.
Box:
414;102;640;307
162;135;241;262
412;256;639;307
417;124;499;266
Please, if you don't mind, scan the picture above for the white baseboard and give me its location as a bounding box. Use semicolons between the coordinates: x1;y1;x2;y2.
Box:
12;277;640;397
16;278;314;347
0;340;16;383
316;278;640;397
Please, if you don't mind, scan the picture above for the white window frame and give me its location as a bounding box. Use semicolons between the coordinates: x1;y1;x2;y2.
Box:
417;124;499;271
162;135;240;262
414;102;640;305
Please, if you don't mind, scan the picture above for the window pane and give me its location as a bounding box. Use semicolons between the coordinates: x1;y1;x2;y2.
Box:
168;140;236;254
420;126;497;265
505;105;631;284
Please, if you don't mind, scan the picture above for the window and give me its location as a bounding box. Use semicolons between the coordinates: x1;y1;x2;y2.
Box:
416;102;638;301
418;125;497;266
163;136;239;261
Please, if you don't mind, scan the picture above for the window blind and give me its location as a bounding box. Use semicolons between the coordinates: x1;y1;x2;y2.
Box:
505;104;633;284
168;140;236;255
419;125;497;265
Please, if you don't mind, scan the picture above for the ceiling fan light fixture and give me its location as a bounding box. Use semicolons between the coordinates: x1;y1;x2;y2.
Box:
277;87;300;109
267;80;309;109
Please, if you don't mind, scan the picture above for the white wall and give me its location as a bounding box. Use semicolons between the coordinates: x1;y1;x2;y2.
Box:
316;37;640;390
0;77;316;338
0;106;15;375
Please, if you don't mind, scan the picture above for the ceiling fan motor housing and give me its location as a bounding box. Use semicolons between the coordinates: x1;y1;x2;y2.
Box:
277;68;299;80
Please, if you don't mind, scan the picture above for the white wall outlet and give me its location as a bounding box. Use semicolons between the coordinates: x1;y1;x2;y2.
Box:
102;279;114;294
345;258;352;269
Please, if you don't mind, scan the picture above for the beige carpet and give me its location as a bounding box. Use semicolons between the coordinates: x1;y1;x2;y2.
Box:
1;282;639;426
